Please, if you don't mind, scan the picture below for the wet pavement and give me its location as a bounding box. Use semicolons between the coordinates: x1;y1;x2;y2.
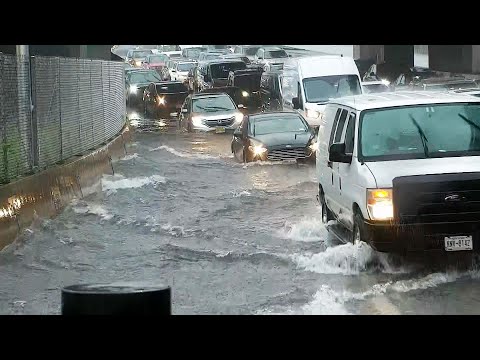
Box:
1;128;480;315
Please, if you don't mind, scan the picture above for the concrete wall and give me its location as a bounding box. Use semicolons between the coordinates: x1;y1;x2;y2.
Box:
0;127;132;250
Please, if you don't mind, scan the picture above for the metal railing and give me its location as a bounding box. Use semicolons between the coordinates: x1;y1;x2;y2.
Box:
0;54;125;184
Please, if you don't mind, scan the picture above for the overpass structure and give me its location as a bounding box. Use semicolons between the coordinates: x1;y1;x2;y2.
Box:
286;45;480;74
0;45;114;60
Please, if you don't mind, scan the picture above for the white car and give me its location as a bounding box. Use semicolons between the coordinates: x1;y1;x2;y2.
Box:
162;51;183;60
254;47;289;71
316;91;480;254
451;88;480;98
361;80;391;93
170;61;197;83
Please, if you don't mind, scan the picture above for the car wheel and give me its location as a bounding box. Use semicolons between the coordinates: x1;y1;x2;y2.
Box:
319;189;334;225
352;212;366;246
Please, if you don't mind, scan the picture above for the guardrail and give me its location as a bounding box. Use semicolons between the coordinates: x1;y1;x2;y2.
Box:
0;54;126;185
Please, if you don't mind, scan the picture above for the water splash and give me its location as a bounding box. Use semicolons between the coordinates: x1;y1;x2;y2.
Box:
101;174;166;194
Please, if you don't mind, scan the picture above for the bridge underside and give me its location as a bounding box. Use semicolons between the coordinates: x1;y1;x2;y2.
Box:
354;45;480;74
0;45;113;60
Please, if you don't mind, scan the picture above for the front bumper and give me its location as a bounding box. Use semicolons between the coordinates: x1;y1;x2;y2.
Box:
363;219;480;254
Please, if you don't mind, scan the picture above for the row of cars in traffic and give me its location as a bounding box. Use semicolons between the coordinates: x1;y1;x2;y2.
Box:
123;45;480;257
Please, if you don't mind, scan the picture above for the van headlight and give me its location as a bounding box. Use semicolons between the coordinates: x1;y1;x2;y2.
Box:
309;140;319;152
306;109;321;119
248;139;267;156
367;189;393;220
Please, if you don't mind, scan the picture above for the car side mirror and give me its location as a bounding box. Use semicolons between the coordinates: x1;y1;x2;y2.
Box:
292;97;300;109
329;143;352;163
182;108;188;113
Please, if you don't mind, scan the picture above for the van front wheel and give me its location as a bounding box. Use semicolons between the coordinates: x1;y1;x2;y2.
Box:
352;212;367;246
319;190;334;224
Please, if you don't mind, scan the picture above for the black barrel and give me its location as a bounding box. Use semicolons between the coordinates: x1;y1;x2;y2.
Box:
61;283;171;315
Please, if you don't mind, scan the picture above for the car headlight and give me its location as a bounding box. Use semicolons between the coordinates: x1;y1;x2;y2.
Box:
129;85;138;94
135;60;142;67
234;112;244;123
367;189;393;220
130;119;140;127
248;139;267;156
192;116;203;126
306;109;321;119
157;96;166;105
242;91;249;97
309;140;319;152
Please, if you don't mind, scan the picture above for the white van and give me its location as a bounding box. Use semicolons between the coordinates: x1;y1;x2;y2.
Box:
316;91;480;254
282;55;362;128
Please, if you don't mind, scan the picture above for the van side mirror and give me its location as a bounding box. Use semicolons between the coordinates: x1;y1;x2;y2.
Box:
329;143;352;163
292;97;300;109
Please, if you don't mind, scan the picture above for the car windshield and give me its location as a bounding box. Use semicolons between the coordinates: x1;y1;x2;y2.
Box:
360;103;480;161
147;55;166;63
178;63;196;72
252;115;308;135
363;83;390;93
193;96;236;112
245;47;261;56
132;50;152;58
210;62;247;79
129;72;162;83
265;50;288;59
155;83;188;93
303;75;362;103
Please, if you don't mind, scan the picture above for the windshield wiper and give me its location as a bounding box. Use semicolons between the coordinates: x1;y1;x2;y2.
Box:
458;113;480;132
409;114;429;158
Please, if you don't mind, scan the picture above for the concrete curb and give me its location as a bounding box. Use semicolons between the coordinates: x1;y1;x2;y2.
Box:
0;126;132;250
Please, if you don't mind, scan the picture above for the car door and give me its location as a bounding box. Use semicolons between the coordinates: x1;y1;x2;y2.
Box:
179;96;191;130
260;74;271;111
144;83;157;117
336;109;357;231
232;117;247;159
325;107;348;218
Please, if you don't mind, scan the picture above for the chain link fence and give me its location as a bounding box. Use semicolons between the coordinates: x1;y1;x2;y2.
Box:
0;54;125;184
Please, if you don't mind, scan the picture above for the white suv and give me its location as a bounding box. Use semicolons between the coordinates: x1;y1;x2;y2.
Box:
316;91;480;254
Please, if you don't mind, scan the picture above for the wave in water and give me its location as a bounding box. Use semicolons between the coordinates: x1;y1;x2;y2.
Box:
72;201;114;221
292;242;409;275
281;217;327;243
101;174;166;194
119;153;139;161
150;145;219;160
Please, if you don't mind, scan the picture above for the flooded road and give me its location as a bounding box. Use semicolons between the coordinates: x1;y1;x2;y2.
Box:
1;130;480;315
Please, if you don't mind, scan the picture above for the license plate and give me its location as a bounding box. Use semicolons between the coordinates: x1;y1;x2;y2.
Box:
215;127;226;134
444;235;473;251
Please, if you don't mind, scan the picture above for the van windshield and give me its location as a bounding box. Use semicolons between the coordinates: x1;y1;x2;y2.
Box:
360;103;480;161
303;75;361;103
